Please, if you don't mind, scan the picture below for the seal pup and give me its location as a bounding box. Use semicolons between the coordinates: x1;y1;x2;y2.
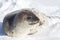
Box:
3;9;42;37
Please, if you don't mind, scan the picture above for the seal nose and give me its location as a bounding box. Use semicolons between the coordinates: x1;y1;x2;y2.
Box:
33;17;39;22
35;17;39;21
29;17;39;25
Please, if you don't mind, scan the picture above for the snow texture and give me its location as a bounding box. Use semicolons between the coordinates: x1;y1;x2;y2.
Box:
0;0;60;40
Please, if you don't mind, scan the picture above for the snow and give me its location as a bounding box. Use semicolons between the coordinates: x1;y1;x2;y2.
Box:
0;0;60;40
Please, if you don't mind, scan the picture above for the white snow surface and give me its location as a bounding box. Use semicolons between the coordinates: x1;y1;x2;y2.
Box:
0;0;60;40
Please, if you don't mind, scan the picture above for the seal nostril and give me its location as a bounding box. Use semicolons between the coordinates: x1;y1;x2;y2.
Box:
34;17;39;21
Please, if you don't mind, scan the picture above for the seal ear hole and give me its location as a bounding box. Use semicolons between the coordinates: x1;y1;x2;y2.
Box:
12;32;13;34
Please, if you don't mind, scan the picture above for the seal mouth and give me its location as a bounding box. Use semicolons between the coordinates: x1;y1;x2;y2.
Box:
29;20;39;25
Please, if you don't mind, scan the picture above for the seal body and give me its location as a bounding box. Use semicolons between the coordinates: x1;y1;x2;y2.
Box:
3;10;20;36
3;9;41;37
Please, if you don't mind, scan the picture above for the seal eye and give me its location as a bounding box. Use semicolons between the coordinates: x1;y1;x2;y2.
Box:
27;16;32;20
